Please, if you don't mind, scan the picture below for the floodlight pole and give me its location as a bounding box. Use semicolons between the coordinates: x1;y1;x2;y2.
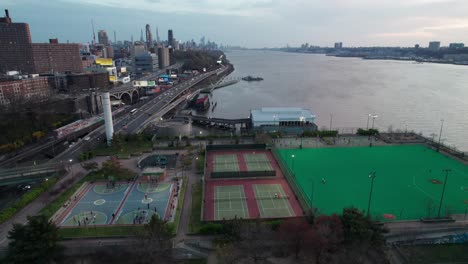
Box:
437;119;444;152
367;114;371;129
367;171;376;217
437;169;451;218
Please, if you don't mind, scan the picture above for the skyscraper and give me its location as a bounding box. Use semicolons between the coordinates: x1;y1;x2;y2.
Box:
156;27;160;45
168;29;174;47
145;24;153;48
98;30;109;45
0;9;35;73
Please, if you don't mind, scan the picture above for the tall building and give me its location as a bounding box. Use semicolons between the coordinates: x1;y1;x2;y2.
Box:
449;43;464;49
428;41;441;51
168;29;174;47
0;10;82;74
31;40;82;74
134;53;158;75
145;24;153;48
334;42;343;49
0;9;35;73
98;30;109;46
156;27;160;45
157;47;170;68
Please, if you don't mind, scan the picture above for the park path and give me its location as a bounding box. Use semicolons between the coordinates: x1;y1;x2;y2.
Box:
0;162;87;247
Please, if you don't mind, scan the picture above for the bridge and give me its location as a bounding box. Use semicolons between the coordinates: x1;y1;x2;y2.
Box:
107;63;183;104
174;114;251;129
0;163;66;186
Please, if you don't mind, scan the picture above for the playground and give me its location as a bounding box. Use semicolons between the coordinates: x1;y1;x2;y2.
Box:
58;181;173;227
277;144;468;221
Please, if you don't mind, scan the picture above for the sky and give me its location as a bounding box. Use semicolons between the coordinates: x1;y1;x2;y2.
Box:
3;0;468;48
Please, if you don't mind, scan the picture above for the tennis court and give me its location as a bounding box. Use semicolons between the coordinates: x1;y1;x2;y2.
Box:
254;184;294;218
244;153;274;171
214;185;249;220
213;154;240;172
277;145;468;221
60;183;130;227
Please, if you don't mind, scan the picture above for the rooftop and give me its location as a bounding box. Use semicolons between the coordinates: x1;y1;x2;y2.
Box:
250;107;315;123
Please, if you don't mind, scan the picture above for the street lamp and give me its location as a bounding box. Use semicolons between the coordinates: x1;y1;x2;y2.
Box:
366;114;371;129
290;154;295;171
371;115;378;129
329;114;333;131
69;159;74;179
437;169;451;218
367;171;376;217
437;119;444;152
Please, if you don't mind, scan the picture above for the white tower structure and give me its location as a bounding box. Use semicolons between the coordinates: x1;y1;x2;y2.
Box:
102;92;114;146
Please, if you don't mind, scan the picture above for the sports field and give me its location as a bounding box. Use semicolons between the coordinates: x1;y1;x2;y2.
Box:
58;182;173;226
61;183;129;226
213;154;240;172
244;153;274;171
278;145;468;221
214;185;249;220
254;184;294;218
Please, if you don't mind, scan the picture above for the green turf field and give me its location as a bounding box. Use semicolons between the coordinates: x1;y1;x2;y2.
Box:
278;145;468;221
213;154;240;172
254;184;294;218
214;185;249;220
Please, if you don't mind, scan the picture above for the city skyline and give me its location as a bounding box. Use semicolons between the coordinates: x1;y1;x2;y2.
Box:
4;0;468;48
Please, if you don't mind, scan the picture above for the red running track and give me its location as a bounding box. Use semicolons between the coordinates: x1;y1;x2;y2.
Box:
204;149;303;221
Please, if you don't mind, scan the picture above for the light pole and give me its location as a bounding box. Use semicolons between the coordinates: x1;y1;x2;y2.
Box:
291;154;295;171
437;119;444;152
437;169;451;218
69;159;74;178
329;114;333;131
366;114;371;129
367;171;376;217
371;115;378;129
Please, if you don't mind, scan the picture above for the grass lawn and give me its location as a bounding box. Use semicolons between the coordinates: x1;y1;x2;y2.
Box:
189;183;203;233
278;145;468;221
400;244;468;264
60;225;143;238
93;141;152;157
173;176;187;234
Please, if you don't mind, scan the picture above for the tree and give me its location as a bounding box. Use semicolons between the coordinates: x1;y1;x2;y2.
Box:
101;156;122;176
278;217;315;259
310;214;344;264
6;215;63;264
340;207;387;246
81;161;98;172
133;215;175;263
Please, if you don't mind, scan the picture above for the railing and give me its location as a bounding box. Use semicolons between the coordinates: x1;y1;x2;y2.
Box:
270;147;312;211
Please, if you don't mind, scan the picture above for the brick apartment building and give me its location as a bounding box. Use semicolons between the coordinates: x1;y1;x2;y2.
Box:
0;76;50;106
0;10;82;74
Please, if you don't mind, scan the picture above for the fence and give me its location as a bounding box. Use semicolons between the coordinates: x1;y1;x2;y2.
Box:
206;144;266;151
270;147;311;211
211;170;276;179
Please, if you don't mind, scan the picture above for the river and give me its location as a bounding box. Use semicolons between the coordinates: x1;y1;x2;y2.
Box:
209;50;468;151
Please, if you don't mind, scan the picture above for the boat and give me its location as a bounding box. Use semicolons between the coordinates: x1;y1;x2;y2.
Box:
242;76;264;81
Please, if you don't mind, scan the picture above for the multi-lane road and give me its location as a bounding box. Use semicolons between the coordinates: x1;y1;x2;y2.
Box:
53;66;227;162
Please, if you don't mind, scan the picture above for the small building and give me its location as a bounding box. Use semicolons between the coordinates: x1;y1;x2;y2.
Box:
250;107;317;134
141;167;167;182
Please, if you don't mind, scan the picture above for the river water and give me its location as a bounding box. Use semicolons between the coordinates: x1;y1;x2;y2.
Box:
209;50;468;151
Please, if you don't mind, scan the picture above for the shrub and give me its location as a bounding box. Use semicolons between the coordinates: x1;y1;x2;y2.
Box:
199;223;223;235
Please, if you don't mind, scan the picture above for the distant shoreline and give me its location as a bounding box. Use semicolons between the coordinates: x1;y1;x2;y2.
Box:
282;50;468;66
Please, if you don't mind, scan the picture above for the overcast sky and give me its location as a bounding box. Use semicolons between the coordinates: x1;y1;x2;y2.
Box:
4;0;468;48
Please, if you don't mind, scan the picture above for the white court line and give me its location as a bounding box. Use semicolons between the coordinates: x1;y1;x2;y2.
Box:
413;174;437;200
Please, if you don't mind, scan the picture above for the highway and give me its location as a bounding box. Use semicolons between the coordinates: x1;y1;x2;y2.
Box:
53;66;227;162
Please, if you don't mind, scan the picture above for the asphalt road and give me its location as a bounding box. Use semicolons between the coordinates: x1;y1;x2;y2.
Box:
54;66;226;162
